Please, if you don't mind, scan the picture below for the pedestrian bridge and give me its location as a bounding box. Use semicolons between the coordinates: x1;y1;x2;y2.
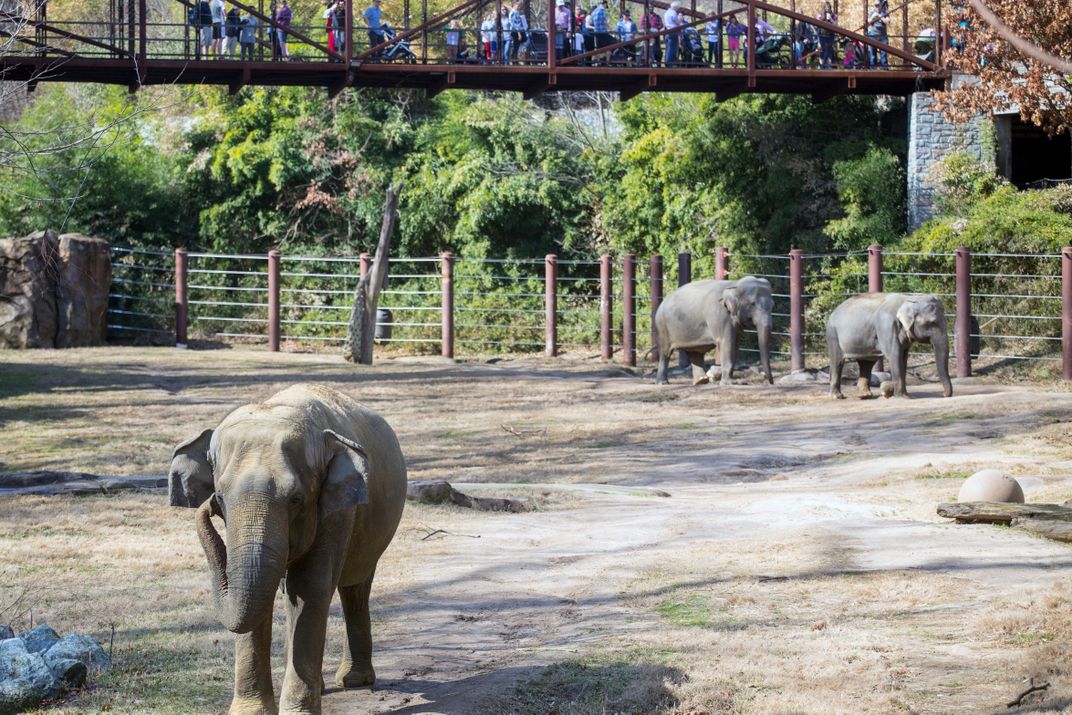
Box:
1;0;950;99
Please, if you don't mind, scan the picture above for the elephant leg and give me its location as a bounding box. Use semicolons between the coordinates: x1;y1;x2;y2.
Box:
897;346;910;397
718;328;736;386
280;567;336;712
856;359;876;399
688;351;709;385
828;334;845;399
336;568;377;688
230;617;277;715
656;348;670;385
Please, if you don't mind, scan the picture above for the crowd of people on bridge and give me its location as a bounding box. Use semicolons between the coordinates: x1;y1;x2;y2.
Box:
185;0;931;69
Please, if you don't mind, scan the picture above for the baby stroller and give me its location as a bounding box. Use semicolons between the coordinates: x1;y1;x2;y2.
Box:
379;23;416;62
913;29;936;63
680;27;704;66
519;29;548;64
754;33;788;67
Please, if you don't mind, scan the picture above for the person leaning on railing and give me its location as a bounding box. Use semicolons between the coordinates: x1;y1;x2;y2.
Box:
641;6;662;66
616;9;637;65
275;0;292;59
239;11;258;59
590;0;612;65
210;0;225;57
324;0;345;56
704;15;720;66
196;0;213;59
818;1;837;68
663;0;683;67
866;0;889;68
224;5;241;57
725;13;744;67
554;0;571;61
364;0;383;58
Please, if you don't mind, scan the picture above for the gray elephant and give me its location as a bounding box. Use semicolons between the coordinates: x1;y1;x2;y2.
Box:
826;292;953;399
654;276;774;386
169;384;407;714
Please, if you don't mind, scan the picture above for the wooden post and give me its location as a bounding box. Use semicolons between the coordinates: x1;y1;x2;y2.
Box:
175;248;188;347
1063;247;1072;381
650;255;663;355
545;253;557;357
441;251;454;359
677;251;691;368
789;248;804;371
715;246;728;280
268;249;280;352
600;254;613;360
955;246;972;378
345;0;353;62
623;254;636;366
547;0;555;68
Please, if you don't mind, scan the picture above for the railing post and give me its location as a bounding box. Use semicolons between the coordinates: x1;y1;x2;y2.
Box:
868;243;883;370
441;252;454;359
677;251;691;368
545;253;557;357
715;246;728;280
868;243;883;293
344;0;353;63
138;0;146;67
175;248;188;348
360;252;371;281
600;254;613;360
650;255;663;355
547;0;555;69
268;249;281;352
1063;247;1072;381
623;253;636;367
789;248;804;372
955;246;972;378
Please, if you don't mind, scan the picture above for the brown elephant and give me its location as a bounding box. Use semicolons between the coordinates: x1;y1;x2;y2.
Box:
169;384;407;714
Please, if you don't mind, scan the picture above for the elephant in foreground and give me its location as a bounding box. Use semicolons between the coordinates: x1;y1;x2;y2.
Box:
654;276;774;386
826;292;953;399
169;384;407;714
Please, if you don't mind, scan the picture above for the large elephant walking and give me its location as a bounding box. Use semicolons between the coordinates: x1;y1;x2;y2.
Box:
654;276;774;386
826;292;953;399
169;384;407;714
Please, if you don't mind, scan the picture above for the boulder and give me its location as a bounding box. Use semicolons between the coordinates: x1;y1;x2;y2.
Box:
0;637;60;715
55;234;110;348
958;469;1025;503
0;230;58;349
45;634;110;675
19;625;59;654
42;657;86;690
0;231;111;349
0;628;11;642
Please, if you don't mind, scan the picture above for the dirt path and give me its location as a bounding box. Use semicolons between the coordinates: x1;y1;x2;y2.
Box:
3;348;1072;713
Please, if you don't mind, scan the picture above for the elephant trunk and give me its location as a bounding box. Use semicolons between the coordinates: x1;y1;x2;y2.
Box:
755;312;773;384
932;329;953;397
196;498;287;634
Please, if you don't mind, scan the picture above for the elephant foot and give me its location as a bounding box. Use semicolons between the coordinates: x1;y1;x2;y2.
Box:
857;392;876;400
830;391;846;400
336;665;376;689
229;696;278;715
655;377;669;385
692;375;710;386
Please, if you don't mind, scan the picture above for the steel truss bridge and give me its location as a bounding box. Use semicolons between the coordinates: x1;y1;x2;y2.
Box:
1;0;950;99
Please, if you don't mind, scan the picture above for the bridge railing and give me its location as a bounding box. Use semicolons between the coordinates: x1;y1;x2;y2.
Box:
108;245;1072;381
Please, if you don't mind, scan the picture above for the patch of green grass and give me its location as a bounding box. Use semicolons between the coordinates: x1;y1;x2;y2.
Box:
658;594;711;628
915;468;973;481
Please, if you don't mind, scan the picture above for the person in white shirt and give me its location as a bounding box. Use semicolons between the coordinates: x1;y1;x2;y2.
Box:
210;0;225;57
663;0;682;67
704;17;720;66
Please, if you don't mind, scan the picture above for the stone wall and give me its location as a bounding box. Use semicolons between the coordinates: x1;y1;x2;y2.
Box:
0;231;111;349
906;81;994;230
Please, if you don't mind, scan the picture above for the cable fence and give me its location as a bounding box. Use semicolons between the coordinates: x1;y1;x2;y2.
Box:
106;245;1072;379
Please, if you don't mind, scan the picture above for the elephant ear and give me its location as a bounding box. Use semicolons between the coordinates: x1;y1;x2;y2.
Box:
721;287;742;322
321;429;370;517
169;428;214;508
896;300;918;338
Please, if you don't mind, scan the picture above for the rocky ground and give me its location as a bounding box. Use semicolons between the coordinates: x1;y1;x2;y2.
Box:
2;347;1072;714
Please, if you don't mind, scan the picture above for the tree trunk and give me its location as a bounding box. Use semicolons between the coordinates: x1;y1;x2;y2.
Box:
344;185;400;365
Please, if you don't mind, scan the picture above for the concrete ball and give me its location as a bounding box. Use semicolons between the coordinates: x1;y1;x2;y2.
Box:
957;469;1025;503
879;381;895;398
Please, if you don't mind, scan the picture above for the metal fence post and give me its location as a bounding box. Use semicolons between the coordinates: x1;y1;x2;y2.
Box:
868;243;883;371
268;249;281;352
174;248;188;348
545;253;557;358
1062;247;1071;380
677;251;691;368
868;243;883;293
789;248;804;372
600;254;612;360
955;246;972;378
650;255;663;355
441;251;454;359
360;252;371;281
715;246;728;280
623;254;636;367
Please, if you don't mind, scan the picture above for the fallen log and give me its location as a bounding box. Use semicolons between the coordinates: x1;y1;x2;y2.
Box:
936;502;1072;525
407;480;532;513
1009;518;1072;543
0;471;167;495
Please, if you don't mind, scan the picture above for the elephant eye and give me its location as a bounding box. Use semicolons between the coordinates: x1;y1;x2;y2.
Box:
210;492;226;519
290;494;304;508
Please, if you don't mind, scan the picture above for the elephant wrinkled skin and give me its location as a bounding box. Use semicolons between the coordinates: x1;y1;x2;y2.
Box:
654;276;774;386
826;292;953;400
169;384;407;714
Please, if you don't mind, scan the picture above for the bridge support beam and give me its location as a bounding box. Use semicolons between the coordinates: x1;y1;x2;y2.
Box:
426;72;455;98
229;68;251;95
523;74;555;100
327;71;352;99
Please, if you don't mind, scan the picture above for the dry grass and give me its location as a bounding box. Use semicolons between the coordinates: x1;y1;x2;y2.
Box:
3;346;1072;714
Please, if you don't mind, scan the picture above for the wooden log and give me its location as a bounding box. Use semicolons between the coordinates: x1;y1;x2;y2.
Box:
407;480;532;513
936;502;1072;525
1010;518;1072;543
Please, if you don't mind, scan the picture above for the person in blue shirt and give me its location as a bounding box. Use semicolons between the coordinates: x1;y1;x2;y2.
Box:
615;9;637;64
590;0;612;63
364;0;384;57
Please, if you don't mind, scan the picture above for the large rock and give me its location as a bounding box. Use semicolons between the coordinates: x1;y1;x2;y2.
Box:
0;230;58;348
45;634;110;675
0;637;60;715
0;231;110;348
958;469;1025;503
55;234;110;348
18;626;59;655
